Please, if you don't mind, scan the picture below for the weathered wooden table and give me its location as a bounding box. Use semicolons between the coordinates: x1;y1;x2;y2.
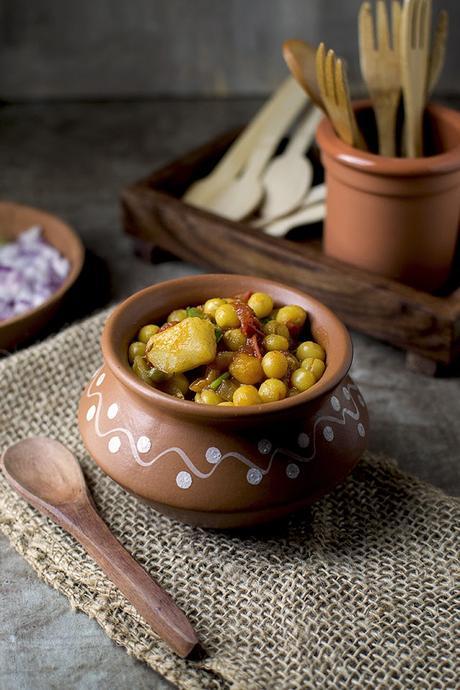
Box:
1;99;459;690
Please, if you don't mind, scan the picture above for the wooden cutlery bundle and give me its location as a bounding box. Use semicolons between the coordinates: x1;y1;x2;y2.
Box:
183;0;449;236
184;77;325;234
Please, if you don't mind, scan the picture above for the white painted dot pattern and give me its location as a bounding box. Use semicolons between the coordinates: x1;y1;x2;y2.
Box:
176;471;192;489
323;426;334;442
286;463;300;479
137;436;151;453
107;403;118;419
297;433;310;448
96;373;105;387
247;468;263;485
86;405;96;422
86;363;365;492
206;447;222;464
331;396;341;411
258;439;272;455
108;436;121;453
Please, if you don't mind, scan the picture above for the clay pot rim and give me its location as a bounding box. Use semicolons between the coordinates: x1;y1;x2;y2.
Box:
316;100;460;177
102;274;353;420
0;201;84;330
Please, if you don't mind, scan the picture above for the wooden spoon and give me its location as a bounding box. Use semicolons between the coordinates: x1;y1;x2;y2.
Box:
258;107;321;220
262;201;326;237
1;437;202;659
184;77;306;209
282;40;325;110
252;183;326;228
203;95;311;222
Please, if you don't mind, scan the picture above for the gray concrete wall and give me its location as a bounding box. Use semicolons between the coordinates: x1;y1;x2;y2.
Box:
0;0;458;100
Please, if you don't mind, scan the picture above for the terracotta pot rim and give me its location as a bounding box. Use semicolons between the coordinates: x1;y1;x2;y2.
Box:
102;274;353;420
0;201;84;330
316;101;460;177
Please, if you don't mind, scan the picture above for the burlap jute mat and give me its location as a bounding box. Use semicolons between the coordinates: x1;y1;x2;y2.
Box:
1;310;459;690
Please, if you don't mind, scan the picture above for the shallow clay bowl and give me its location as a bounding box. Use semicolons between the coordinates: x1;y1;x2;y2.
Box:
0;202;84;351
78;275;369;529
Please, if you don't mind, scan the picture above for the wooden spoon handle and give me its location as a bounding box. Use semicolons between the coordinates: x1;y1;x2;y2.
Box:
58;498;201;658
184;77;306;203
286;107;322;155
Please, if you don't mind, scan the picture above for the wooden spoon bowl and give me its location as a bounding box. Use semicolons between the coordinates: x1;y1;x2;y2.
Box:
1;437;201;658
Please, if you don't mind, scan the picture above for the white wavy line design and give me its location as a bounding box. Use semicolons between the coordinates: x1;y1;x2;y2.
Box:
85;368;365;484
273;389;360;465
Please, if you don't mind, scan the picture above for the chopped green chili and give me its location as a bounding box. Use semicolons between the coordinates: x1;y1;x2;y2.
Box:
186;306;204;318
209;371;230;390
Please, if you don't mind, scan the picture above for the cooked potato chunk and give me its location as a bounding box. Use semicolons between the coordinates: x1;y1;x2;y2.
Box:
146;317;216;374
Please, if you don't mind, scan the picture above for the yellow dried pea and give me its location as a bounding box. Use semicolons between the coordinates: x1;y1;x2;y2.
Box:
146;317;216;374
261;351;288;379
137;324;160;344
233;385;261;406
203;297;227;319
167;308;187;323
291;368;316;392
215;303;240;329
263;334;289;351
200;389;223;405
248;292;273;319
128;341;145;364
229;353;264;385
259;378;287;403
284;352;300;372
296;340;325;361
222;328;246;351
263;320;290;338
301;357;326;381
276;305;307;328
218;401;234;406
160;373;189;398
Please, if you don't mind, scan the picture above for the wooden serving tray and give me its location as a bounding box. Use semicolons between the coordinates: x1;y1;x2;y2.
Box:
121;128;460;375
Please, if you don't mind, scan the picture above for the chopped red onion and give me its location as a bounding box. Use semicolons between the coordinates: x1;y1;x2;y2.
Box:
0;226;70;322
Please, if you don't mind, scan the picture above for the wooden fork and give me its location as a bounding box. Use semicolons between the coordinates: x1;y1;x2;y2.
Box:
316;42;367;150
401;0;432;157
359;0;402;156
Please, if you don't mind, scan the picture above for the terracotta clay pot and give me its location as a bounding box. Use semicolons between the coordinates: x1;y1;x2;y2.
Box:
78;275;368;529
316;102;460;292
0;202;84;351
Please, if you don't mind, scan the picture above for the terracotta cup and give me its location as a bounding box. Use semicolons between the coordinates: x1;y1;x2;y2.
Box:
316;102;460;292
78;275;369;529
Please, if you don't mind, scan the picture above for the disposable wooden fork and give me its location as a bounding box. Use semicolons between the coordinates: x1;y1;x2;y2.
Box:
401;0;432;157
359;0;402;156
316;43;367;150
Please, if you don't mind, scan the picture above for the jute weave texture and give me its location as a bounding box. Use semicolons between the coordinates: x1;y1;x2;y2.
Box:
0;310;458;690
